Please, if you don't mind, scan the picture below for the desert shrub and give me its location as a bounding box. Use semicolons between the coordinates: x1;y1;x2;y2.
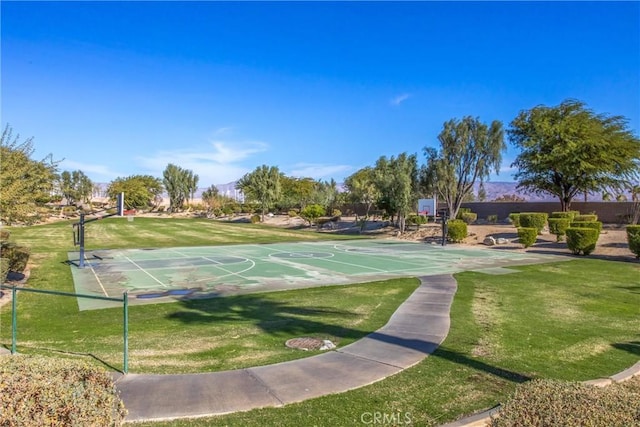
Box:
0;229;10;242
331;209;342;218
0;355;127;426
62;206;78;216
447;219;467;243
456;207;471;220
0;258;9;283
518;212;548;234
250;214;261;224
575;214;598;222
490;378;640;427
0;243;31;273
300;204;326;226
407;214;427;229
548;218;571;242
566;227;599;255
570;220;603;235
517;227;538;248
288;210;299;218
486;214;498;224
627;225;640;259
508;213;520;227
460;212;477;225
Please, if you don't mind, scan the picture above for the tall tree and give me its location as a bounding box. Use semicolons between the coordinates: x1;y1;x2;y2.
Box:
509;99;640;211
162;164;195;212
107;175;163;210
59;170;93;206
373;153;418;233
0;125;59;224
236;165;281;221
344;167;379;220
423;116;505;219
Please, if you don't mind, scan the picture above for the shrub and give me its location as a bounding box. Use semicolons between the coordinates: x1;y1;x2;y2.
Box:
519;212;548;234
575;214;598;222
0;243;31;273
250;214;261;224
490;378;640;427
447;219;467;243
331;209;342;218
300;204;326;226
566;227;599;255
508;213;520;227
486;214;498;224
288;209;299;218
517;227;538;248
627;225;640;259
548;218;571;241
460;212;477;225
0;229;10;242
407;214;427;229
550;211;575;220
0;355;127;426
570;220;603;235
0;258;9;283
456;207;471;220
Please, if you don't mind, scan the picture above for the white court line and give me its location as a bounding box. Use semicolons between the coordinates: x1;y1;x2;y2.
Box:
264;244;390;273
124;256;168;288
85;260;110;297
202;257;256;280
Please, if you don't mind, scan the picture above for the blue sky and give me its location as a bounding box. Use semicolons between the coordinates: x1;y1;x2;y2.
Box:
2;1;639;188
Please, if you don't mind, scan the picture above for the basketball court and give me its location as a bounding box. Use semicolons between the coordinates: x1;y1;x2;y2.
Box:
67;239;555;310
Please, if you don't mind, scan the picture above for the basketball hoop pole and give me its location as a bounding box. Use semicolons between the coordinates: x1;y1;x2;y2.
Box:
73;192;124;269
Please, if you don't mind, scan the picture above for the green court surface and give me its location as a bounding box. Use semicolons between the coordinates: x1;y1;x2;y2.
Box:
68;239;555;310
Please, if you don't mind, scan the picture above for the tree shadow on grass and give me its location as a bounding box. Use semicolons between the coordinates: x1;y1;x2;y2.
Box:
167;293;369;340
611;341;640;356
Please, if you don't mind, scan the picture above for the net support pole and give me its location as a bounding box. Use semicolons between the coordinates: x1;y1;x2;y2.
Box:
123;291;129;374
11;286;17;354
78;213;86;268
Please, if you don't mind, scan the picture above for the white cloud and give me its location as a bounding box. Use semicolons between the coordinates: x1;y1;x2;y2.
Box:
59;159;124;180
288;163;353;181
135;140;269;186
390;93;412;106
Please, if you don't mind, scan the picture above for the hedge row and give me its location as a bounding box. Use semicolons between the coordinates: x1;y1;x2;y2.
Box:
490;377;640;426
0;355;127;426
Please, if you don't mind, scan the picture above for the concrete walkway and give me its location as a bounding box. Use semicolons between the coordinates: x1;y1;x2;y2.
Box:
114;274;457;423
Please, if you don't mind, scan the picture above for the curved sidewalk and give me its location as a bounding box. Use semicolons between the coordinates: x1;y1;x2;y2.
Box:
114;274;458;423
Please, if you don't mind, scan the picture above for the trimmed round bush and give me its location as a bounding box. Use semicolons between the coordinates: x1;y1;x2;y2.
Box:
627;225;640;259
508;213;521;227
518;212;548;234
288;209;299;218
460;212;477;225
447;219;467;243
550;211;575;220
517;227;538;248
0;229;10;241
548;218;571;242
250;214;261;223
490;378;640;427
407;214;427;228
456;207;471;220
0;243;31;273
570;220;603;235
566;227;599;255
0;355;126;426
575;214;598;222
486;214;498;224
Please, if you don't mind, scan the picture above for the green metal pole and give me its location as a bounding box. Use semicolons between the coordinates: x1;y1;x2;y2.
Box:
11;286;17;354
123;291;128;374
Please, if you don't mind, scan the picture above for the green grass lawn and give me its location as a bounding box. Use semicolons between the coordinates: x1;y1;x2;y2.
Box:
2;218;639;425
